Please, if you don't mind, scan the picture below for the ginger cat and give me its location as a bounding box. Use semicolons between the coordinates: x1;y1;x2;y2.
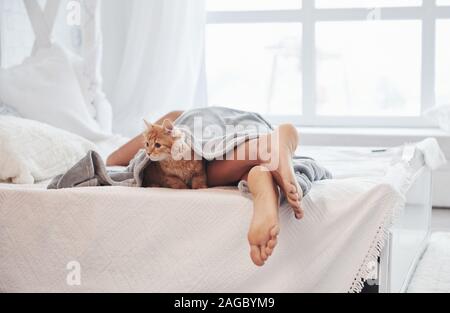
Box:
142;119;208;190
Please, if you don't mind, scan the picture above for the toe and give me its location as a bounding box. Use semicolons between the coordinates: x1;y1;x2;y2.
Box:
251;245;264;267
267;238;278;250
270;226;280;238
295;207;305;219
260;246;268;261
291;198;300;206
266;228;279;256
285;183;297;194
288;199;301;211
287;193;300;202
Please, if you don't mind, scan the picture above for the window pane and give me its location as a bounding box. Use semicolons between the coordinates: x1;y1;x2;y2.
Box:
316;0;421;8
436;21;450;106
316;21;421;116
207;0;301;11
206;24;302;115
437;0;450;6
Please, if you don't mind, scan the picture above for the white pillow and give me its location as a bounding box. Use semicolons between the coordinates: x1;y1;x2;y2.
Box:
0;45;109;141
69;46;113;134
0;116;97;184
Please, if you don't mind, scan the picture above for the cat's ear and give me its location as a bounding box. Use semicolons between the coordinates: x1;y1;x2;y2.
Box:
162;119;174;134
143;119;153;130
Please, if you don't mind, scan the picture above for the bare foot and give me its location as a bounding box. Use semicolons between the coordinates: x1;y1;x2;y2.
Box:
261;124;304;219
247;166;280;267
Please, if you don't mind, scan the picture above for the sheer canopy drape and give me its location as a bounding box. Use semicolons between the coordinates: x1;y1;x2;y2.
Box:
110;0;206;137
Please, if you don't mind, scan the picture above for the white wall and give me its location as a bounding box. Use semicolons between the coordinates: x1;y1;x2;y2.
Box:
101;0;132;100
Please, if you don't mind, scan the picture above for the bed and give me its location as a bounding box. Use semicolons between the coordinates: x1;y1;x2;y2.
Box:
0;139;442;293
0;0;445;294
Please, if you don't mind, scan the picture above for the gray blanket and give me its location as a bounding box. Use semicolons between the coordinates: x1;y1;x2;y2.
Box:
48;107;332;195
174;107;273;160
48;150;150;189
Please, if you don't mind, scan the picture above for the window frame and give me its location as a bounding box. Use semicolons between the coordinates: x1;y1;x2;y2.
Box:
206;0;450;128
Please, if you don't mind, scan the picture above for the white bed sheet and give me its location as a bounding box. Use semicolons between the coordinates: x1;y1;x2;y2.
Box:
301;146;401;179
0;145;399;188
0;144;432;293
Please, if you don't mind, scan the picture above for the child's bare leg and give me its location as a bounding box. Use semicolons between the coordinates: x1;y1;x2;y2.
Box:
208;124;303;219
246;166;280;267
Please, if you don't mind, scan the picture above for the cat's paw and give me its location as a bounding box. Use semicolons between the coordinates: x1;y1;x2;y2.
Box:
191;175;208;190
165;176;189;189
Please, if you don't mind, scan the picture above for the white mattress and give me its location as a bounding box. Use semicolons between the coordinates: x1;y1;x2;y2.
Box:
0;145;400;189
0;144;431;293
301;146;400;179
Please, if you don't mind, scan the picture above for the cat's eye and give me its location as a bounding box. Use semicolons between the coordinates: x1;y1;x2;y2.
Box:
155;143;162;148
145;142;149;148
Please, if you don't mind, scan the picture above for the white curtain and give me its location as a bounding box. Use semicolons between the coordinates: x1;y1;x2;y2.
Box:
110;0;206;137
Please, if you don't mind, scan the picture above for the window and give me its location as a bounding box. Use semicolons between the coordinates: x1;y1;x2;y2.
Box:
436;20;450;107
207;0;302;11
315;1;422;8
207;23;303;115
206;0;450;127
